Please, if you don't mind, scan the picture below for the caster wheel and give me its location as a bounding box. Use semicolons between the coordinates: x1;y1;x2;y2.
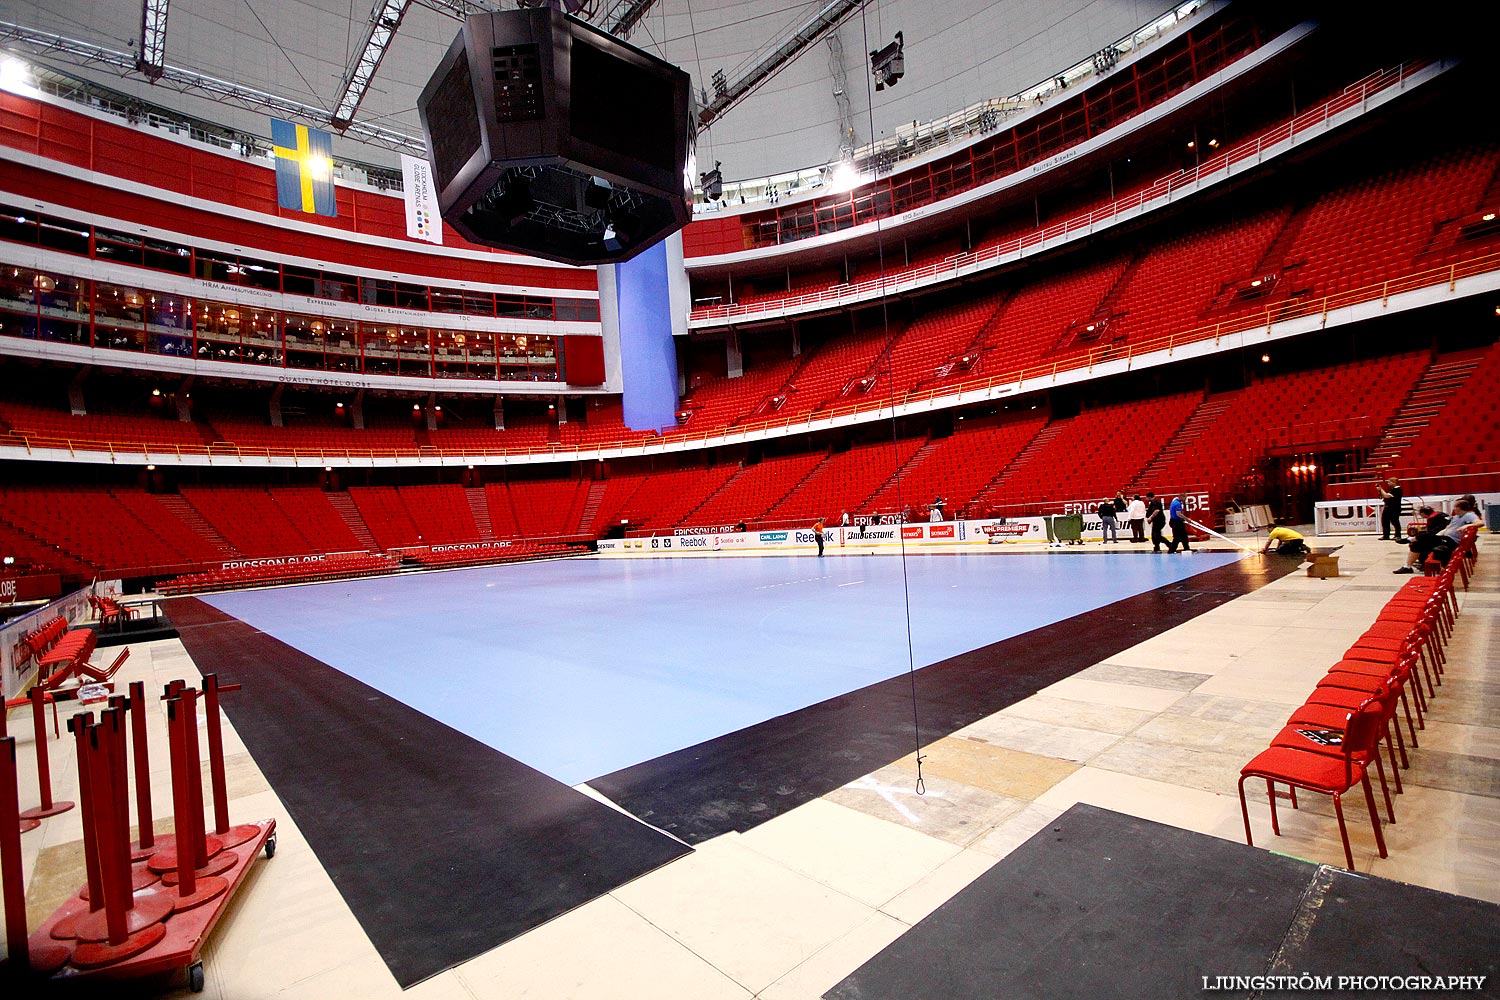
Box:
265;835;277;859
189;961;205;993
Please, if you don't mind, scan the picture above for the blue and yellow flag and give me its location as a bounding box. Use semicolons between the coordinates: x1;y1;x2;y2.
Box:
272;118;337;216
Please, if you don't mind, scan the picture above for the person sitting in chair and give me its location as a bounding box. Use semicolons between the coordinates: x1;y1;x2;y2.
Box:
1395;499;1475;574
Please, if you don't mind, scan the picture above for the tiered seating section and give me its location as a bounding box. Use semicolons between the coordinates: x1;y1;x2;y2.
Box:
1;340;1491;588
349;485;482;549
3;124;1498;464
1147;354;1429;500
1387;341;1500;479
972;394;1202;516
762;437;927;523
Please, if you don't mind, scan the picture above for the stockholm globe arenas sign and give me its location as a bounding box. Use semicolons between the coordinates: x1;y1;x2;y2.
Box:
417;7;695;266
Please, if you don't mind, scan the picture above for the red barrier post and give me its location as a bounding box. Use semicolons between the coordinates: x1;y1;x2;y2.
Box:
179;688;208;869
164;695;196;899
128;681;155;854
1;735;30;973
19;687;74;821
1;701;38;834
69;714;104;912
201;675;257;848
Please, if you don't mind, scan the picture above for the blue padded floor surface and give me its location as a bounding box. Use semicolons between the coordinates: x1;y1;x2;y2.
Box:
203;550;1242;787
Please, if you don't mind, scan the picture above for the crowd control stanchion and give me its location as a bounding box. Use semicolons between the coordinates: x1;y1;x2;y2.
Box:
127;681;160;860
202;674;258;848
25;678;276;992
18;687;74;823
0;701;39;835
153;689;231;903
67;709;170;969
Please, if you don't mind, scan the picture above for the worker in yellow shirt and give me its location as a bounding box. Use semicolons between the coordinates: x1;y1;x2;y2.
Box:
1262;523;1309;556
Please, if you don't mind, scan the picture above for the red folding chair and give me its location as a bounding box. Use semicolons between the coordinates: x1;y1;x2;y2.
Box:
1239;694;1389;870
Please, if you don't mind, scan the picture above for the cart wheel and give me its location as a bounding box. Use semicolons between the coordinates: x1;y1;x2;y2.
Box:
189;961;205;993
265;835;277;859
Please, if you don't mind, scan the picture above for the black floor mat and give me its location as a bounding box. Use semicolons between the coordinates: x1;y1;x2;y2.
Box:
164;597;691;989
591;556;1298;844
826;803;1500;1000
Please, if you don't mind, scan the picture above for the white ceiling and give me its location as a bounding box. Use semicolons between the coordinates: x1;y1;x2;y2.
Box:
0;0;1172;177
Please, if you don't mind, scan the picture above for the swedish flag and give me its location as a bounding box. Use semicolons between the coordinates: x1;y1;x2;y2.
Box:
272;119;337;216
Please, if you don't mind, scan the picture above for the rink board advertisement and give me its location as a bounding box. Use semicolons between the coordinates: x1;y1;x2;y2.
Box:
598;516;1125;556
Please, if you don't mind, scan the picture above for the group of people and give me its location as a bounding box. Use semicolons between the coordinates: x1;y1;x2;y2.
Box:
1394;494;1482;574
1094;491;1195;553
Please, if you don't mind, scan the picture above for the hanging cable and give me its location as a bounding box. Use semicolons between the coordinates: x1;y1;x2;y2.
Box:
857;2;924;796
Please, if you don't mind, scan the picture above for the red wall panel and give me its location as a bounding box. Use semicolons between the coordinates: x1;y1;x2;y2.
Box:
563;335;606;385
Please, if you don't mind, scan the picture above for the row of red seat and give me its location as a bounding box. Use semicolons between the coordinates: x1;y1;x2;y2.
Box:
403;541;587;568
20;615;69;664
1238;526;1480;869
159;553;401;595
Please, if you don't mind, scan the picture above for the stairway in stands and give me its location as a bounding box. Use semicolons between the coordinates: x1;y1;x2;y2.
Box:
465;487;496;541
156;494;238;557
1360;351;1484;473
866;438;942;510
575;480;609;537
326;492;381;551
1125;392;1235;494
969;418;1071;511
1206;204;1306;311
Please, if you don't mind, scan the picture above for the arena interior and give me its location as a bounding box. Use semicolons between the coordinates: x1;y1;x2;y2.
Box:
0;0;1497;997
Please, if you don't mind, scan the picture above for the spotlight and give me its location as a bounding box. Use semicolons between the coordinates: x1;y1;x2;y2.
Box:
1261;353;1271;363
699;161;723;201
0;57;29;91
146;464;156;471
828;160;862;194
870;32;904;91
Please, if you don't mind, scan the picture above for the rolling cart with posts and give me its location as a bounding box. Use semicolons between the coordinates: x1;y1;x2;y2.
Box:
1;675;276;992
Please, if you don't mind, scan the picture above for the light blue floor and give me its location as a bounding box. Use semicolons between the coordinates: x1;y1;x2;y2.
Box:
202;550;1243;786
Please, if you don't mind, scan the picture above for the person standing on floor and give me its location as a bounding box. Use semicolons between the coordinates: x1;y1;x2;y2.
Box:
1146;492;1167;552
1096;498;1119;543
1377;478;1404;541
1166;493;1192;553
1127;494;1147;543
813;517;825;557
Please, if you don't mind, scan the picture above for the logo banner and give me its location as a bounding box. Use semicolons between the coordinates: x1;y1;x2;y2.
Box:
400;153;443;244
